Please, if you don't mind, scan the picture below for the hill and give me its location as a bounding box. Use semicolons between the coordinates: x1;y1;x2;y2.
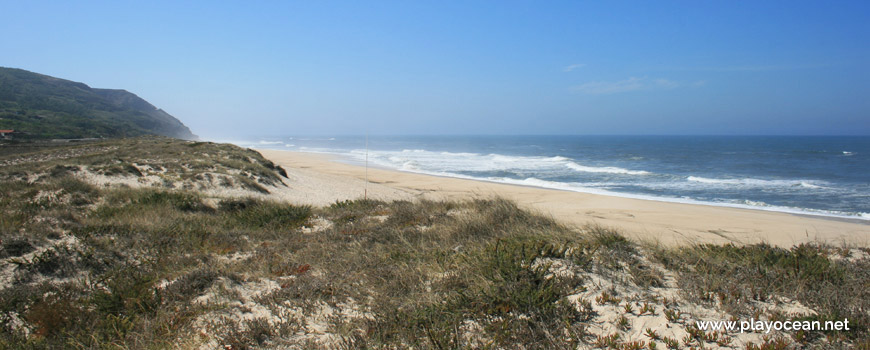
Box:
0;67;196;140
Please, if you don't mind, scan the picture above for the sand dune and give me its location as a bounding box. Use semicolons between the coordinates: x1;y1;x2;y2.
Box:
259;149;870;247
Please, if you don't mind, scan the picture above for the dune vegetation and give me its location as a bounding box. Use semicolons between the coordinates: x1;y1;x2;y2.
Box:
0;137;867;349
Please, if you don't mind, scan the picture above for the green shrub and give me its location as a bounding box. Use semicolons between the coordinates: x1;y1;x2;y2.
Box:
225;199;311;229
0;237;34;258
134;190;211;212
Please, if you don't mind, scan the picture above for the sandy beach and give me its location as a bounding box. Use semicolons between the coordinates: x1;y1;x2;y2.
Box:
258;149;870;247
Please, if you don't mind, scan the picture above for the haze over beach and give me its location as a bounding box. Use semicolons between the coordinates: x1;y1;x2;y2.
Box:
2;1;870;349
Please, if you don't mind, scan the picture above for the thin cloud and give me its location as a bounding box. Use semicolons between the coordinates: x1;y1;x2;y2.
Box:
571;77;704;95
563;63;586;72
658;63;832;72
652;78;681;89
572;77;645;94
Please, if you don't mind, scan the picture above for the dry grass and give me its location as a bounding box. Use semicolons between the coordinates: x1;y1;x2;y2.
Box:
0;136;288;193
649;242;870;346
0;138;867;349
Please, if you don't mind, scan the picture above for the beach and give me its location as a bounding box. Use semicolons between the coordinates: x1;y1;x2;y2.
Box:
259;149;870;247
4;137;867;348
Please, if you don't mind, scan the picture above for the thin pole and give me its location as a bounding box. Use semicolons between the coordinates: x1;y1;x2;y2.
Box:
365;133;368;200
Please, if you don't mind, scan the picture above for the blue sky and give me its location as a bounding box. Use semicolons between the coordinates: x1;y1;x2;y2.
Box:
2;1;869;137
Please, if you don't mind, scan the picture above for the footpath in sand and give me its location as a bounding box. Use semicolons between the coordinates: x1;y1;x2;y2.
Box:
258;149;870;247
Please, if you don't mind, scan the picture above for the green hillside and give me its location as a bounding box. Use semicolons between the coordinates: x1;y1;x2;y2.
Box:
0;67;196;140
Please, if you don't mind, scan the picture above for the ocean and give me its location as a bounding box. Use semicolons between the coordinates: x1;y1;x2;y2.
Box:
230;135;869;221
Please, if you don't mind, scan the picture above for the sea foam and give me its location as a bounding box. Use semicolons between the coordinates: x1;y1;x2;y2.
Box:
566;162;650;175
687;176;826;189
362;149;651;176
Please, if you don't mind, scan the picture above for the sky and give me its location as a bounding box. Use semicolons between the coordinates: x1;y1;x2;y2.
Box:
2;1;869;138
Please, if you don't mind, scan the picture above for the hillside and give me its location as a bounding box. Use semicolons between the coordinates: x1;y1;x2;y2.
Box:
0;67;196;140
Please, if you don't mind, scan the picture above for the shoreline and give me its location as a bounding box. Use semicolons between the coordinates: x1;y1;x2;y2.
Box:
335;152;870;224
279;149;870;224
259;149;870;247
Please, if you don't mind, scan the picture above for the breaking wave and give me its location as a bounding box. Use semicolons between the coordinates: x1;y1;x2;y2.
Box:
687;176;827;189
356;149;652;176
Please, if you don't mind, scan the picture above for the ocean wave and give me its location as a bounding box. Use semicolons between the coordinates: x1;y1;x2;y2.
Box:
442;151;478;156
358;149;651;176
741;199;771;207
455;176;869;221
258;140;284;145
492;178;868;221
733;200;870;220
566;162;650;175
843;151;855;156
400;161;421;171
687;176;826;189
